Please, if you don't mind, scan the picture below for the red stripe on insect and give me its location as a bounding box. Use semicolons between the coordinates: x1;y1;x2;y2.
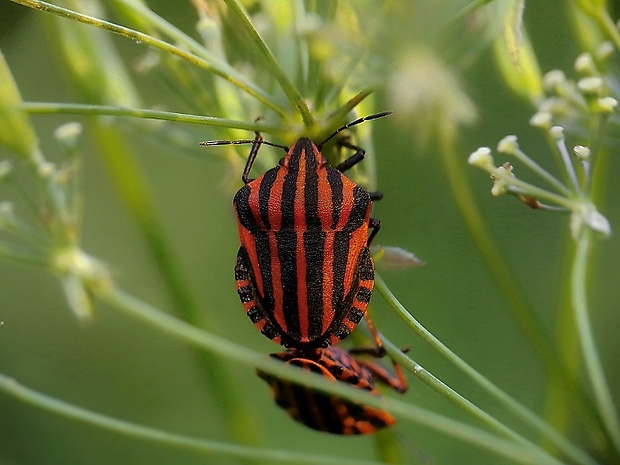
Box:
269;233;286;333
247;182;265;230
243;236;266;300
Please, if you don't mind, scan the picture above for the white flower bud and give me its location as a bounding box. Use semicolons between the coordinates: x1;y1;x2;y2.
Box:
573;145;590;161
490;163;514;196
549;126;564;141
543;70;566;92
596;97;617;113
577;76;603;95
0;201;15;229
468;147;495;172
0;160;12;180
497;135;519;154
530;111;552;129
574;53;596;75
596;42;614;61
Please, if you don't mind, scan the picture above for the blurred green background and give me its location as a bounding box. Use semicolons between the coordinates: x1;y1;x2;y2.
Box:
1;1;619;464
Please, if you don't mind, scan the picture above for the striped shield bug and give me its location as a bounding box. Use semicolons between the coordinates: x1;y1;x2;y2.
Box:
202;112;389;350
256;345;407;435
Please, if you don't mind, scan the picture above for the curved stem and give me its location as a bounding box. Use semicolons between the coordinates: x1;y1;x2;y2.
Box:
91;124;264;450
509;146;572;196
0;374;384;465
221;0;313;127
571;228;620;456
21;102;287;135
439;122;600;433
590;8;620;51
94;283;566;465
0;242;49;267
376;275;600;465
384;341;555;453
10;0;285;117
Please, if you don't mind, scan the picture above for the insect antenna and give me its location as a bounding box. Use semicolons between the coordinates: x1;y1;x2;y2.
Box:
318;111;392;149
200;137;289;151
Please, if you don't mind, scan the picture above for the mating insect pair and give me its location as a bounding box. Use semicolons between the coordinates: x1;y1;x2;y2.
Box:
257;345;407;435
204;112;407;434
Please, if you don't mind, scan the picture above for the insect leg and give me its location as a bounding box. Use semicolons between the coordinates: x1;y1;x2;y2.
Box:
349;316;409;394
334;139;366;173
335;140;383;201
357;356;409;394
241;132;264;184
368;218;381;245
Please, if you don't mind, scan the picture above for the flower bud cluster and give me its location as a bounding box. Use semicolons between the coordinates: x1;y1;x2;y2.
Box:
468;47;616;238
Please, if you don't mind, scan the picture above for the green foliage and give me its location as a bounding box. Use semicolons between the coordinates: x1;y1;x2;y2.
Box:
1;1;619;464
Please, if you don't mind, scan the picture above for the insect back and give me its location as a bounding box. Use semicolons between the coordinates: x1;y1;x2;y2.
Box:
257;345;406;435
204;112;389;350
234;134;377;350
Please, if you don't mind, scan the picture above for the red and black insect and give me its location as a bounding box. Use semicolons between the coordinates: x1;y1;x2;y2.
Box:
257;345;407;435
203;112;389;350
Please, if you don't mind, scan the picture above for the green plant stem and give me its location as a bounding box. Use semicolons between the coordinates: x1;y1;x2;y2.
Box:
496;172;575;209
220;0;313;127
109;0;231;69
509;147;572;197
90;124;264;452
0;242;49;267
93;283;568;465
10;0;285;117
321;0;394;109
372;428;402;465
571;227;620;456
442;127;556;365
0;374;387;465
308;0;339;111
438;122;601;434
384;341;555;454
376;275;600;465
323;89;376;136
21;103;287;135
585;6;620;50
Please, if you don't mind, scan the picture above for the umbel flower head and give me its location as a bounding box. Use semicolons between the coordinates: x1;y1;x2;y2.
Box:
468;46;616;240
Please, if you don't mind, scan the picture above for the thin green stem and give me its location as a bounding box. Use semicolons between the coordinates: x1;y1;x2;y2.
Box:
445;0;494;30
589;7;620;51
441;123;602;435
445;130;556;368
308;0;339;111
495;172;576;209
10;0;285;117
322;1;394;108
321;89;376;138
220;0;313;127
0;374;385;465
552;136;581;194
0;242;50;267
90;124;265;451
384;341;552;452
376;275;601;465
0;213;51;250
509;147;572;196
571;228;620;456
94;283;566;465
110;0;230;68
21;102;287;135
